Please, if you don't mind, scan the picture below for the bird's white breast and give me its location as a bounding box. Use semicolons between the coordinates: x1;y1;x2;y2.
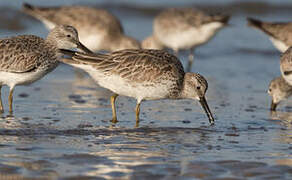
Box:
100;75;171;101
0;70;49;87
72;64;172;101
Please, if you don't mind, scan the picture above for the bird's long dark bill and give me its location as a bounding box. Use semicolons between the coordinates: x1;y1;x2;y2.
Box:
77;42;93;54
270;101;277;111
199;97;215;125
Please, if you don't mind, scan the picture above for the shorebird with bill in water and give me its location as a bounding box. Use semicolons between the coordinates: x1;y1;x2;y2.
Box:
60;49;215;127
268;76;292;111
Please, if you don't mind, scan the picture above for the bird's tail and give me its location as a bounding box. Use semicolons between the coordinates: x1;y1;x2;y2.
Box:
22;2;54;21
246;17;276;37
212;15;230;24
59;49;109;65
22;3;35;11
22;3;39;15
247;17;263;29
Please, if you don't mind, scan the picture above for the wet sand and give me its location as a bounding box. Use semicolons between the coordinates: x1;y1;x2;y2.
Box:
0;0;292;179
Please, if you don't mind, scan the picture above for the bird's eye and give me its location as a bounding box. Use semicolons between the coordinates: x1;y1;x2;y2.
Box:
197;86;201;90
67;34;71;38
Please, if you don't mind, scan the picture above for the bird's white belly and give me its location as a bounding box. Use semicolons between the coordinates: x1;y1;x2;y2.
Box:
69;64;172;101
76;65;169;101
270;37;289;52
0;70;48;87
162;28;201;50
157;22;223;50
98;75;170;101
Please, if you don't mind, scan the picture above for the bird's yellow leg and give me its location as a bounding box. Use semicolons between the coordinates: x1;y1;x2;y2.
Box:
110;94;118;123
0;85;3;113
135;102;141;127
8;86;15;113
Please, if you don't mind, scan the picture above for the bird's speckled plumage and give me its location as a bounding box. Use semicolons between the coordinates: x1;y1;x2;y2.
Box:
67;49;185;98
60;49;214;125
0;25;89;113
247;17;292;52
23;3;141;52
0;35;58;73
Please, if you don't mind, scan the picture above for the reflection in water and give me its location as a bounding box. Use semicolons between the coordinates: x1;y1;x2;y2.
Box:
270;111;292;129
85;127;211;178
87;150;163;179
0;127;214;179
0;115;24;130
275;159;292;166
269;111;292;167
0;124;291;179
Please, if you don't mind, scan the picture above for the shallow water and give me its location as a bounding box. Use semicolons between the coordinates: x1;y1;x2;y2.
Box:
0;0;292;179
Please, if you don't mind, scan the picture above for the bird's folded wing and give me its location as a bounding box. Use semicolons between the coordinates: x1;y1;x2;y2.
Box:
70;49;184;83
0;37;48;73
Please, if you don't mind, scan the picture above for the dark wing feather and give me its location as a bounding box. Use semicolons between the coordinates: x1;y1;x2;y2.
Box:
0;35;55;73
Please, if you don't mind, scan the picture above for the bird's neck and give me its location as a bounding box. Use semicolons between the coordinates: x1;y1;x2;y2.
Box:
45;36;58;49
44;39;61;58
179;73;193;99
179;82;188;99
